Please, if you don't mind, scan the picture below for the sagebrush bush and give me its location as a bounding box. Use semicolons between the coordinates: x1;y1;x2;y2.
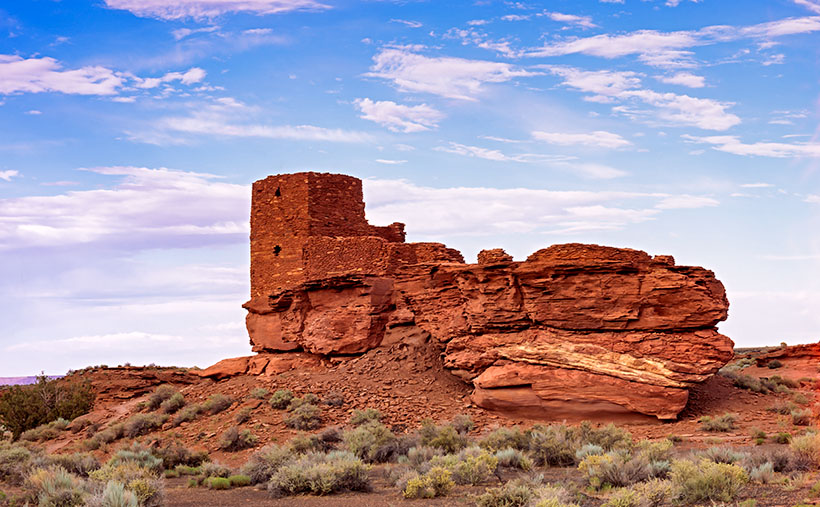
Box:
49;452;101;477
284;403;322;430
27;466;87;507
85;422;125;450
419;420;467;454
349;408;381;426
0;375;95;440
123;413;167;438
267;450;370;498
250;388;269;400
494;448;532;470
773;432;792;444
430;446;498;485
108;444;163;471
146;385;177;411
790;432;820;466
151;442;208;469
268;389;293;410
480;426;530;451
171;404;203;426
286;393;320;411
241;444;293;484
88;461;164;506
203;394;232;415
88;480;139;507
669;459;748;503
20;418;70;442
200;462;232;479
791;408;812;426
401;466;453;499
451;414;474;435
219;427;258;451
476;477;535;507
699;413;737;432
578;451;659;489
234;407;252;424
748;462;776;483
699;446;748;464
768;400;798;415
160;393;185;415
343;420;396;463
528;425;580;467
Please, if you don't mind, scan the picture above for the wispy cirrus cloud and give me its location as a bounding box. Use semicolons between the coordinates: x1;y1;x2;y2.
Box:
682;134;820;157
365;47;537;101
434;142;573;163
103;0;330;20
354;98;443;133
0;55;126;95
655;71;705;88
532;130;632;149
135;67;206;89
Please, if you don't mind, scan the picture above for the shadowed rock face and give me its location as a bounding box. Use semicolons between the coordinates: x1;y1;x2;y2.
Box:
238;172;733;420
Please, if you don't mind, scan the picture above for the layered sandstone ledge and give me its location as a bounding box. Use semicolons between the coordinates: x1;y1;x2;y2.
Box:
204;172;734;420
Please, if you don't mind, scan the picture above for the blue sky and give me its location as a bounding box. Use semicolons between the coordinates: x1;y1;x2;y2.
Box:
1;0;819;376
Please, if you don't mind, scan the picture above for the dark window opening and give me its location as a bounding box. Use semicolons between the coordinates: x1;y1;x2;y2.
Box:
274;187;281;197
273;245;281;256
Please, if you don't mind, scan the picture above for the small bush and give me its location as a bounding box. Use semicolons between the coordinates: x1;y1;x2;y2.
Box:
432;446;498;485
401;466;453;499
670;459;748;503
287;393;320;411
773;432;792;444
228;474;251;487
791;408;812;426
88;462;164;506
235;407;252;424
494;448;532;470
49;452;101;477
284;403;322;430
748;462;776;483
480;426;530;451
451;414;474;434
241;444;293;484
267;450;370;498
108;444;163;471
476;478;535;507
123;413;167;438
85;423;125;450
152;442;209;469
349;408;381;426
578;451;658;489
722;370;773;394
171;404;203;426
164;469;179;478
699;413;737;432
20;418;70;442
768;360;783;369
250;388;269;399
699;446;748;464
419;420;467;454
793;392;810;405
146;385;177;411
218;427;258;451
27;466;87;507
160;393;185;414
632;478;673;507
790;433;820;466
269;389;293;409
528;425;580;467
205;477;232;490
343;420;396;463
768;400;798;415
90;480;139;507
200;462;232;479
203;394;232;415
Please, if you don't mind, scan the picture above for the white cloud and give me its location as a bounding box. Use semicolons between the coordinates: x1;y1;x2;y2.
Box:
375;159;407;164
0;55;125;95
806;194;820;203
656;71;705;88
741;182;773;188
366;47;537;101
25;109;42;115
0;166;248;251
562;163;628;179
665;0;699;6
0;170;19;181
354;98;443;133
434;142;573;164
655;195;719;209
683;134;820;157
390;19;422;28
171;25;219;40
136;67;206;89
542;12;597;29
128;98;372;144
104;0;330;20
243;28;273;35
532;130;632;149
794;0;820;14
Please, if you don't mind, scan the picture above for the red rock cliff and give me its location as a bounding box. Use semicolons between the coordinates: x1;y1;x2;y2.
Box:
242;172;733;420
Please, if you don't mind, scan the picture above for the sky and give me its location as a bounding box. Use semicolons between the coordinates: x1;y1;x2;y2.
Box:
1;0;819;376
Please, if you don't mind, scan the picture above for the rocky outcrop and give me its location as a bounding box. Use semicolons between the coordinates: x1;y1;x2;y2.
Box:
237;173;733;420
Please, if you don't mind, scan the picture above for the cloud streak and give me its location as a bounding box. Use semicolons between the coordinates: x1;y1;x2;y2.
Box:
104;0;330;20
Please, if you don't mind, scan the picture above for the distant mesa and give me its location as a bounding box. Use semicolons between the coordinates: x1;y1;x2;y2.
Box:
201;172;734;420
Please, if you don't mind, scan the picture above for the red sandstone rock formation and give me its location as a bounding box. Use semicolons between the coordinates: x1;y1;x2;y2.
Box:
234;172;733;420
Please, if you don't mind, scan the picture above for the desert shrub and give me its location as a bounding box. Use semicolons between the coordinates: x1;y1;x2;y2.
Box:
123;413;167;438
88;462;164;506
403;445;441;468
480;426;531;452
288;432;330;455
27;466;87;507
241;444;293;484
773;431;792;444
575;444;605;462
171;404;203;426
49;452;101;477
790;432;820;466
721;370;773;394
431;446;498;485
401;466;453;499
0;375;96;440
163;469;179;478
451;414;474;434
793;392;810;405
699;446;748;464
669;459;748;503
284;403;322;430
267;450;370;497
287;393;319;411
529;425;580;467
699;413;737;432
343;420;396;463
631;479;673;507
20;417;70;442
635;439;674;463
602;487;638;507
228;474;251;487
419;420;467;454
743;448;795;473
174;465;201;476
748;462;776;483
88;480;139;507
200;462;232;479
205;477;231;490
268;389;293;409
151;442;208;469
234;407;252;424
85;423;125;450
218;427;258;451
768;360;783;369
316;427;343;450
350;408;381;426
578;422;633;451
0;442;33;484
494;448;532;470
109;444;163;471
68;416;92;434
146;385;177;411
792;408;813;426
250;388;269;399
578;451;659;489
323;391;345;407
476;477;535;507
768;400;798;414
159;393;185;415
770;375;800;389
203;394;232;415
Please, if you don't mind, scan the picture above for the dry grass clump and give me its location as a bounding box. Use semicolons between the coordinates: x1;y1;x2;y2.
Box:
20;417;70;442
171;404;203;427
284;403;323;430
145;385;177;411
349;408;381;426
241;445;293;485
791;408;813;426
399;466;453;499
669;459;748;503
203;394;232;415
218;427;259;451
250;388;269;400
267;450;370;498
123;413;167;438
268;389;293;410
699;413;737;432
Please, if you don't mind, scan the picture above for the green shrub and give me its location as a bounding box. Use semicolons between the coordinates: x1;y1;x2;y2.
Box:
85;423;125;450
451;414;474;434
163;469;179;478
768;360;783;369
773;432;792;444
349;408;381;426
205;477;232;490
699;446;748;464
123;413;167;438
286;393;319;411
699;413;736;432
108;445;163;471
151;442;208;469
578;451;659;489
791;408;812;426
476;478;535;507
419;420;467;454
480;426;530;451
27;466;87;507
283;403;322;430
343;420;396;463
268;389;293;409
267;450;370;497
203;394;232;415
401;466;453;499
228;474;251;487
431;446;498;485
528;425;580;467
171;404;203;426
250;388;269;400
234;407;252;424
218;427;258;451
49;452;100;477
0;376;95;440
174;465;202;476
669;459;748;503
20;418;70;442
494;448;532;470
146;385;177;411
160;393;185;414
241;444;293;484
90;480;139;507
790;433;820;466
